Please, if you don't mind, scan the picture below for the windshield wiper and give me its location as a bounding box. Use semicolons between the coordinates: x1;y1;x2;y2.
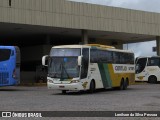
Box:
48;59;59;78
60;62;70;79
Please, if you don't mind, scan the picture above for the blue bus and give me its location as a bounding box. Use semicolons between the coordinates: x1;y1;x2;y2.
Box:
0;46;20;86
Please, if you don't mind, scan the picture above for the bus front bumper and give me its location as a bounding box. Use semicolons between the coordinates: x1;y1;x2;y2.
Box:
47;82;85;91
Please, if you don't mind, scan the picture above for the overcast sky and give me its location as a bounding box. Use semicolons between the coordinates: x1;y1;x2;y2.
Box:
69;0;160;13
123;41;156;58
69;0;159;57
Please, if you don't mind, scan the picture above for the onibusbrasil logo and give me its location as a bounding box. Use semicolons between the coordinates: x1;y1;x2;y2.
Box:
1;112;42;118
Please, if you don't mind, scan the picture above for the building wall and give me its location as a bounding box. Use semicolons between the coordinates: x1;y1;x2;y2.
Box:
21;45;51;61
20;45;51;84
0;0;160;36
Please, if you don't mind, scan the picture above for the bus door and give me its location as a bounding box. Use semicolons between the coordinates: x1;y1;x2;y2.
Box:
135;58;148;80
81;48;89;79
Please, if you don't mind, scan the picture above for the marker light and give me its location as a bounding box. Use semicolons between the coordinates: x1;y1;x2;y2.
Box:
48;80;53;83
70;80;80;83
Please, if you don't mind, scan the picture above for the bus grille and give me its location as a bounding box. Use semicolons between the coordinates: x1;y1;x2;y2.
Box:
0;72;9;84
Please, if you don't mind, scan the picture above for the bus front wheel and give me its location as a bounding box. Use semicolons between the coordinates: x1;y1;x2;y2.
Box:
148;76;157;84
89;80;95;93
62;90;67;94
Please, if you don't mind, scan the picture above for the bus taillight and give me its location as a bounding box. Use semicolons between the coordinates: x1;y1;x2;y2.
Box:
12;69;16;78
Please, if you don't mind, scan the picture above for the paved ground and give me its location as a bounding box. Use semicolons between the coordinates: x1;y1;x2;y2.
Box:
0;83;160;120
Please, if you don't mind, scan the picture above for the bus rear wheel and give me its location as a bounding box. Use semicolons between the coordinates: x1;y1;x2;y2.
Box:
148;76;157;84
123;80;128;90
119;79;127;90
123;78;129;90
119;79;124;90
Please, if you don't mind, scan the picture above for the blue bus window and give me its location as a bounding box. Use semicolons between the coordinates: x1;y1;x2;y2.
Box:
0;49;11;61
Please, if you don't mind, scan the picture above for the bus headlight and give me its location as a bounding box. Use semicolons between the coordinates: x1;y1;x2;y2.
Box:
70;80;80;83
48;79;53;83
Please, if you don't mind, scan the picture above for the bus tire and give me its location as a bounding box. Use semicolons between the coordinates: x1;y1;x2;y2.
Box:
62;90;67;94
119;79;124;90
126;78;129;86
148;76;157;84
89;80;95;93
123;80;128;90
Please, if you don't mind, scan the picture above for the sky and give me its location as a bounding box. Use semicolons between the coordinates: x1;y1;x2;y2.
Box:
69;0;160;13
68;0;159;57
123;41;157;58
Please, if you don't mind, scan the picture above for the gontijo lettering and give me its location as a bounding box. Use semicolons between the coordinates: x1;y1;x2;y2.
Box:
115;66;127;71
113;64;135;73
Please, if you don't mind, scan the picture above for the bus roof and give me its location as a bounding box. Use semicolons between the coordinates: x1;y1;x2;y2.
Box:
136;56;160;59
0;46;16;49
52;44;133;54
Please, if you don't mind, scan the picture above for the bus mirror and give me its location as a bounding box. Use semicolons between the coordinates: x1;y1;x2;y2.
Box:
135;64;139;71
78;56;82;66
42;55;49;66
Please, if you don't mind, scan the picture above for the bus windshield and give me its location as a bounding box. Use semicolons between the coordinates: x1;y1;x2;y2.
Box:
135;58;147;74
50;48;81;56
48;57;80;79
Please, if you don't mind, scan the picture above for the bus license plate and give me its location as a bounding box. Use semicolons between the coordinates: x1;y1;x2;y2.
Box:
59;86;65;88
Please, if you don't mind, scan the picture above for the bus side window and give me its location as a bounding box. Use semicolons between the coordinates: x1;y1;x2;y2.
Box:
148;58;160;67
113;52;120;64
90;49;97;63
127;53;134;64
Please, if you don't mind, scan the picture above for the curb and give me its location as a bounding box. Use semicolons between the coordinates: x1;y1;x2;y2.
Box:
19;83;47;86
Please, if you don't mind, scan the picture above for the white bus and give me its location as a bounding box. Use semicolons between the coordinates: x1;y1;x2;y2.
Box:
42;44;135;93
135;56;160;83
